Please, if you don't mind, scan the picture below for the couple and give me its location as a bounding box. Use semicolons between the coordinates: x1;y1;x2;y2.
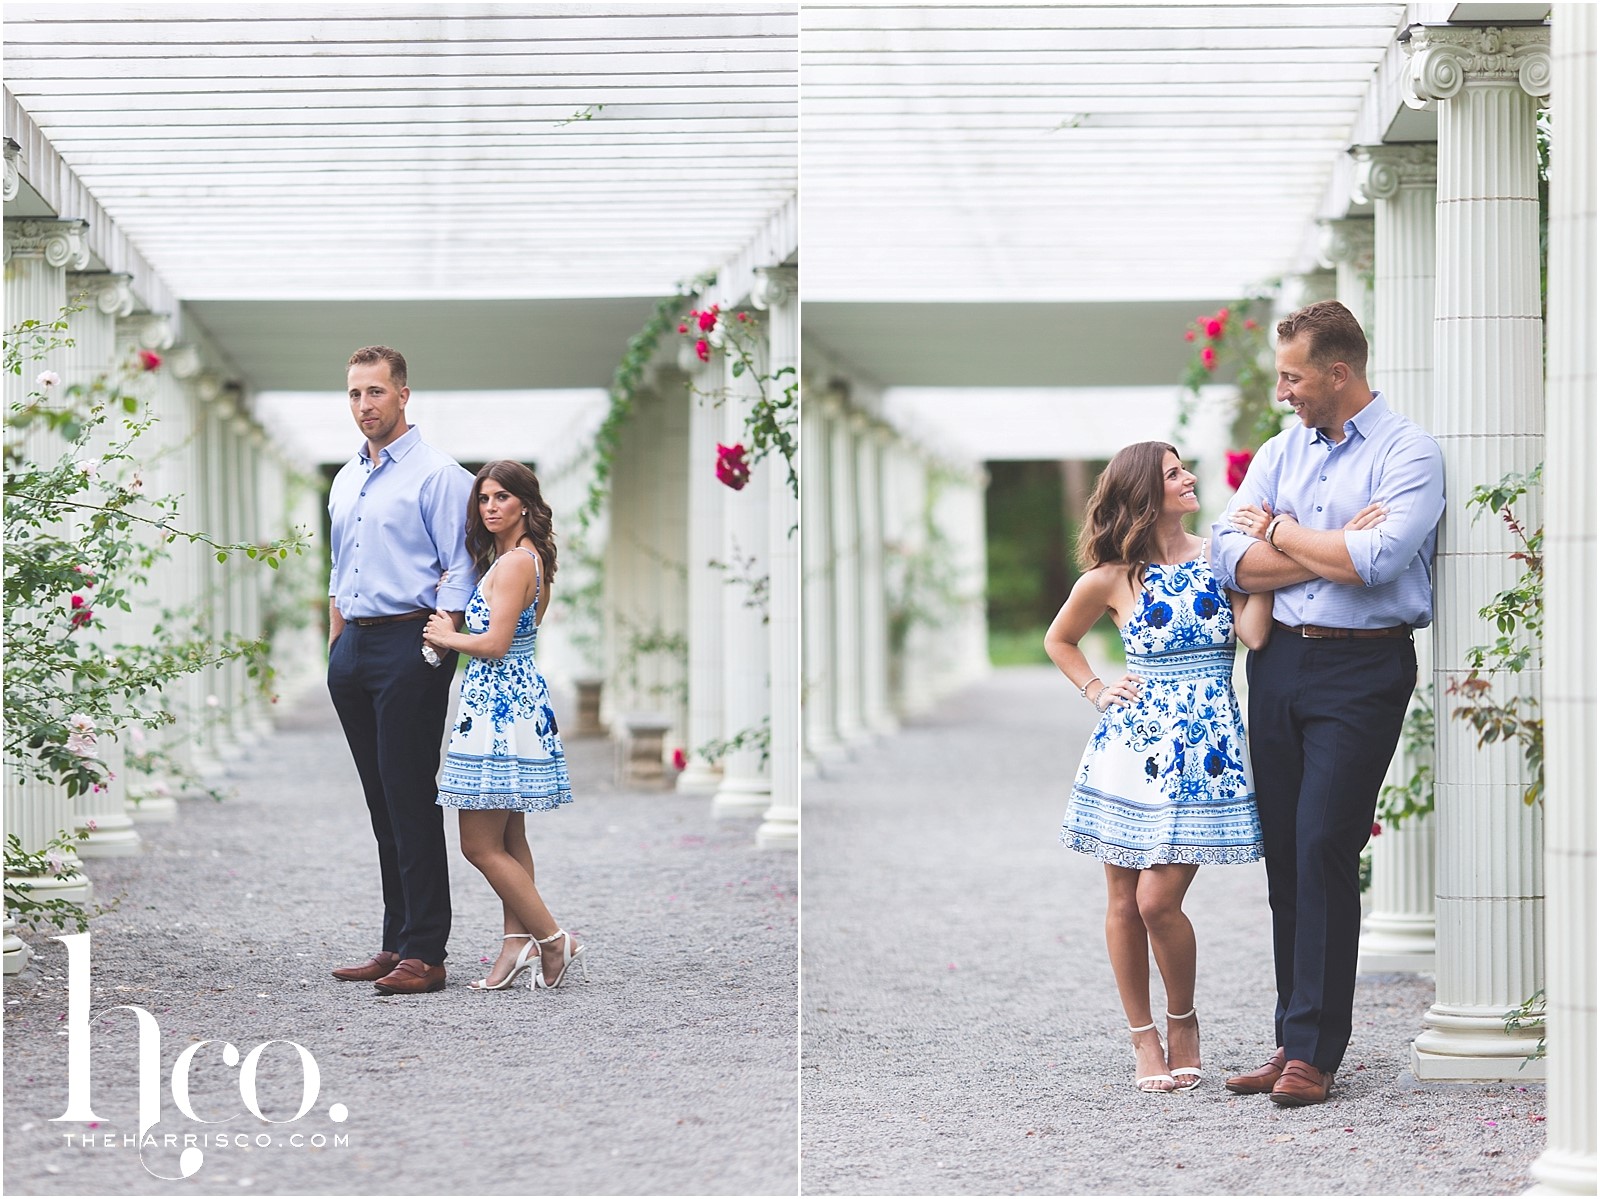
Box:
1045;301;1444;1105
325;345;586;996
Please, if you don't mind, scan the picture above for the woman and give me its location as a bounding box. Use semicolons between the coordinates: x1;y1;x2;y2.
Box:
424;460;586;991
1043;442;1271;1094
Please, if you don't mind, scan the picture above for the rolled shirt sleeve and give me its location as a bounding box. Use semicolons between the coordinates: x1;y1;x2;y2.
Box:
1209;440;1281;594
1342;436;1446;588
422;464;478;611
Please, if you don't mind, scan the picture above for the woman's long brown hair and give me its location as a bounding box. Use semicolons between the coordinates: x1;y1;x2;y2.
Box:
1075;441;1180;588
466;459;558;588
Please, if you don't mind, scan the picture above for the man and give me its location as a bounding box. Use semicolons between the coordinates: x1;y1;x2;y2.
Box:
1210;300;1444;1105
327;345;476;995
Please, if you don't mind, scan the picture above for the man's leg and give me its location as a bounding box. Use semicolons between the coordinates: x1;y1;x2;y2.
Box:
1283;638;1415;1073
368;622;456;965
1246;637;1306;1049
327;628;405;953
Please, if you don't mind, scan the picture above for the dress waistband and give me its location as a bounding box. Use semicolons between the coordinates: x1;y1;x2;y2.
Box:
1124;645;1236;679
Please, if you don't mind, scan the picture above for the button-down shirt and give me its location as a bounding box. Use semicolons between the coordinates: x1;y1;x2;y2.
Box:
328;425;477;618
1210;393;1445;630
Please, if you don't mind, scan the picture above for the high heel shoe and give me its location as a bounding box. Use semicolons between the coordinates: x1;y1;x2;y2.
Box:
532;929;588;990
1128;1021;1175;1093
1166;1009;1203;1093
466;933;536;991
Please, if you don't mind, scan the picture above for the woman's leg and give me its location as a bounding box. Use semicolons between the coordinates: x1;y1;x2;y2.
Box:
1104;864;1170;1089
459;809;572;983
1136;863;1202;1076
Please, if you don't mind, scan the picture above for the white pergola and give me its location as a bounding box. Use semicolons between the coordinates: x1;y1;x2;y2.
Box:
6;1;798;462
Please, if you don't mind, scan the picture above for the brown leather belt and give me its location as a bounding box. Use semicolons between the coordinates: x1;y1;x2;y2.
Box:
1274;620;1412;640
350;609;432;627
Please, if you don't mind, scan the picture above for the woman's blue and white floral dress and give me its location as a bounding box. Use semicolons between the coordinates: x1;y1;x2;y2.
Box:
1061;557;1263;868
437;548;573;812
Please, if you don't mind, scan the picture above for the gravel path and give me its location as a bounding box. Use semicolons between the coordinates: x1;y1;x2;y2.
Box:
800;666;1546;1196
4;684;798;1196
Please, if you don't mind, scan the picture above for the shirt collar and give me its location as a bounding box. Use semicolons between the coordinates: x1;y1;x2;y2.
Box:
1309;391;1388;446
357;423;420;465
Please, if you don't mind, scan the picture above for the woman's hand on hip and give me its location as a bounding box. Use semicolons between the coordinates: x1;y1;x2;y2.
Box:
1097;673;1141;710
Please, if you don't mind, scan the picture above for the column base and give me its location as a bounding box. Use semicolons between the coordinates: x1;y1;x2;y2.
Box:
5;869;94;908
711;782;770;819
3;923;31;976
74;815;141;858
756;804;799;850
1528;1148;1598;1195
675;760;723;795
1358;917;1435;974
1411;1005;1547;1081
127;795;179;823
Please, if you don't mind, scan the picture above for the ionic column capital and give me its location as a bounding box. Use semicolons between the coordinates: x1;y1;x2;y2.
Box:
117;314;176;353
69;272;136;319
751;265;797;311
1351;144;1439;203
3;139;21;203
166;343;202;379
3;217;90;269
1404;24;1552;107
1317;218;1375;273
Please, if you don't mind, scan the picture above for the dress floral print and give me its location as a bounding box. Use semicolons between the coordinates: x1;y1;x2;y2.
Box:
1060;557;1263;868
437;548;573;812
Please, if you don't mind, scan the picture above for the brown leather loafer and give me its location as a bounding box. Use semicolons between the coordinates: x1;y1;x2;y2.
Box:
1269;1059;1333;1106
373;958;446;995
1224;1047;1287;1094
331;951;399;983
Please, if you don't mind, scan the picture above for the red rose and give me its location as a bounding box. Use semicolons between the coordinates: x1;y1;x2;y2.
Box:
138;349;162;372
1184;330;1196;342
1244;318;1258;330
1205;318;1223;339
715;443;751;491
672;748;687;771
697;310;718;333
1200;346;1217;370
70;607;94;629
1225;449;1253;491
736;312;748;322
677;324;688;334
695;339;711;362
71;594;86;609
1371;822;1382;838
1218;307;1230;321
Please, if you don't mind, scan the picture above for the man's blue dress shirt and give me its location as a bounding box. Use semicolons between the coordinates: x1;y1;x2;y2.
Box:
328;425;477;618
1210;393;1445;630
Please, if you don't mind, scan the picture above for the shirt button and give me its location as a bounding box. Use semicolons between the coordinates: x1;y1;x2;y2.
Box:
1307;593;1315;600
1320;475;1327;481
1316;506;1323;512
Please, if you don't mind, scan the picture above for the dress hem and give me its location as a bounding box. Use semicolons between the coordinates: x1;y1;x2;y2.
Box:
1059;829;1264;869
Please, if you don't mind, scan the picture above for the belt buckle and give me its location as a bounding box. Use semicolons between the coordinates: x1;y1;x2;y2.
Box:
1299;624;1321;639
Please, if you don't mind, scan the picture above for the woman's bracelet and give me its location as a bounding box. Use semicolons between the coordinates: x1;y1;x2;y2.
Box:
1078;674;1102;699
1093;686;1111;712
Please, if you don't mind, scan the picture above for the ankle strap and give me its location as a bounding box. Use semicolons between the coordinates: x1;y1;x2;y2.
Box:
535;930;567;944
502;933;533;941
1128;1020;1158;1033
1167;1009;1196;1020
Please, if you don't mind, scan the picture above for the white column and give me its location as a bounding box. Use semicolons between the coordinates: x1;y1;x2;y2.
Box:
3;217;95;905
1530;5;1596;1191
755;266;798;850
1317;218;1377;369
1405;22;1549;1080
63;272;141;857
827;397;867;742
679;348;727;793
801;391;842;763
856;424;897;735
1354;143;1439;973
942;466;992;689
712;318;772;818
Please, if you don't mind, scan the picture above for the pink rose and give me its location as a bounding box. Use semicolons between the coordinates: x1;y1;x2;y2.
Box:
1200;346;1217;371
715;443;751;491
1225;449;1253;491
1205;318;1223;339
138;349;162;372
1184;330;1196;342
672;748;687;771
697;310;718;333
677;324;688;334
695;339;711;362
